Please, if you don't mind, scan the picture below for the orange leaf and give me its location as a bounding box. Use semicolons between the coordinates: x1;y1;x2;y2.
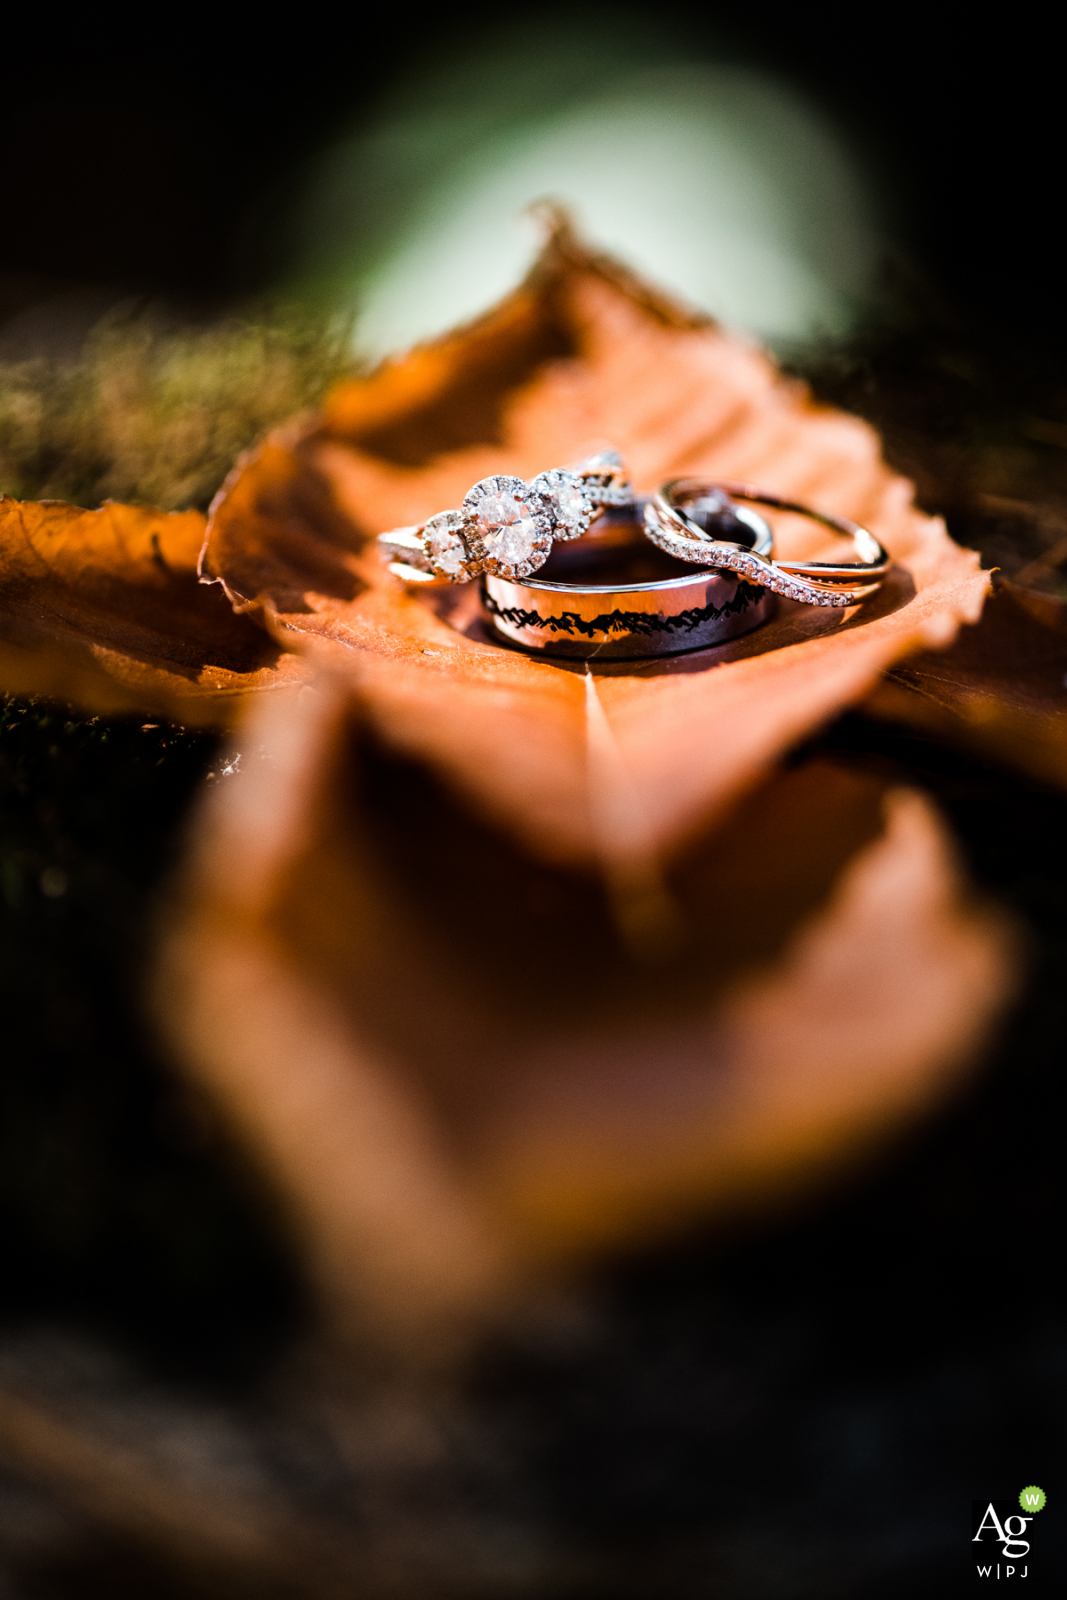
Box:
0;496;309;723
203;227;989;867
156;679;1017;1353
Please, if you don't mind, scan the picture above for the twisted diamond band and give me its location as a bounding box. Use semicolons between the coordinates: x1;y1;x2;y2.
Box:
644;480;891;607
377;450;633;584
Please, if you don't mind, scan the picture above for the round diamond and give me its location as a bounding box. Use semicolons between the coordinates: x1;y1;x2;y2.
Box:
532;469;593;540
423;510;469;580
463;475;552;577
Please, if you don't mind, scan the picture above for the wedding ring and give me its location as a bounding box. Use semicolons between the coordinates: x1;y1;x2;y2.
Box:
378;450;633;584
481;509;774;660
644;480;891;606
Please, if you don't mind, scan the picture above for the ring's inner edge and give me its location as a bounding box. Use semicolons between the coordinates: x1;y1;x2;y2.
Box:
677;497;764;551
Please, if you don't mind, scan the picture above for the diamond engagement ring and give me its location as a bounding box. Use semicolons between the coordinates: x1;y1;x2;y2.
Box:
644;480;892;607
377;450;633;583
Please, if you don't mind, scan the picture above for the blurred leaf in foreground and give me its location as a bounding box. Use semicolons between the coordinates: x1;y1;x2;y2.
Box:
158;679;1017;1353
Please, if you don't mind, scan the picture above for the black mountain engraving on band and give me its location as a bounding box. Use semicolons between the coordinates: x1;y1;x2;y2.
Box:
483;581;766;638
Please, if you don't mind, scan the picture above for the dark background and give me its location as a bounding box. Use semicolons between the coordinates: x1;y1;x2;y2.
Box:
1;1;1063;344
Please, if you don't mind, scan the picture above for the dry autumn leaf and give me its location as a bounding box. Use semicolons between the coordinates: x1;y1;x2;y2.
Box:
0;496;308;723
156;677;1017;1354
203;222;991;873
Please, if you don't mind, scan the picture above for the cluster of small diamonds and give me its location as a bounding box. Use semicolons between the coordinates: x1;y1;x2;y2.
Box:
644;511;859;608
567;449;632;506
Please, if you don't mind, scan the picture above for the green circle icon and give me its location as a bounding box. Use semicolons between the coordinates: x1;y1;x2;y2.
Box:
1019;1486;1046;1513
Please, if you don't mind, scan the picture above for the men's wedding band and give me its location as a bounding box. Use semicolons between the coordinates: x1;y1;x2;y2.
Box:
481;511;774;660
377;450;632;584
644;480;892;607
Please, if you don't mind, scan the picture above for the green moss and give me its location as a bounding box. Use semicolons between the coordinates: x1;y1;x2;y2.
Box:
0;306;355;511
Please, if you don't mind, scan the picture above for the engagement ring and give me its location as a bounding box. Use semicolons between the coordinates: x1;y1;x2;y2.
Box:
377;450;632;584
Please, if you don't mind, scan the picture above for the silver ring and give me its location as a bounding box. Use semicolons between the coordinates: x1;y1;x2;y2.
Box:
644;479;892;607
480;509;774;660
377;450;633;584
